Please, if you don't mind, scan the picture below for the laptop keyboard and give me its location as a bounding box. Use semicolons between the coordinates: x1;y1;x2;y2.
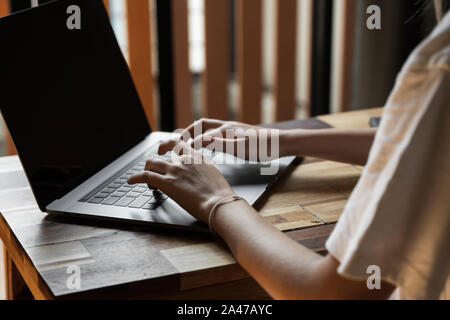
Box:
81;144;220;210
82;155;168;210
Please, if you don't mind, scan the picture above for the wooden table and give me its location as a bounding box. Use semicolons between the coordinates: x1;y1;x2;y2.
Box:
0;108;382;300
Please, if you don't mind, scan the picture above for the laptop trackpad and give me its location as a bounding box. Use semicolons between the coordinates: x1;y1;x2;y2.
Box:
214;159;292;204
216;163;281;185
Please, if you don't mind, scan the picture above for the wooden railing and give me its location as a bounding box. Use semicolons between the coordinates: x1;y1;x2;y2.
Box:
125;0;155;128
273;0;298;121
236;0;262;124
1;0;357;155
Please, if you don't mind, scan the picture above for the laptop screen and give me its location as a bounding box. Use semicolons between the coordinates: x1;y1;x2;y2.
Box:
0;0;151;211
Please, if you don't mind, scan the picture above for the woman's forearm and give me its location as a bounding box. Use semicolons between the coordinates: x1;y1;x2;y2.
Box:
213;200;323;299
280;128;376;166
213;200;395;300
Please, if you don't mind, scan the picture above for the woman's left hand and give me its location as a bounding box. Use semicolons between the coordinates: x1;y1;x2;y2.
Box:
127;141;234;223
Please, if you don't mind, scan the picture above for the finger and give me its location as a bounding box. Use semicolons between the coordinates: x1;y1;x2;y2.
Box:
190;128;225;149
181;119;224;141
203;136;249;158
144;158;172;175
172;154;196;165
158;140;204;162
158;139;178;155
171;141;206;164
127;171;165;188
157;140;196;159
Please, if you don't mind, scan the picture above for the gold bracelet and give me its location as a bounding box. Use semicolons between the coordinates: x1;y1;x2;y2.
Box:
208;195;245;235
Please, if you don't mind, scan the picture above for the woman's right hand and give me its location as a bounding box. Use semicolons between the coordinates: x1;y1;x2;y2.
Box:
159;118;284;162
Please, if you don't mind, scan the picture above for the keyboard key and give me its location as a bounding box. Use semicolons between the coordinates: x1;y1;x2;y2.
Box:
112;191;127;198
102;187;116;194
129;196;151;208
109;183;122;189
118;187;133;193
127;192;141;198
102;196;120;205
96;192;110;199
88;197;103;204
114;197;134;207
147;196;158;204
142;201;158;210
135;186;148;193
142;190;153;197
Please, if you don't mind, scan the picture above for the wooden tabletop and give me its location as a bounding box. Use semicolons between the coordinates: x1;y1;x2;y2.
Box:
0;108;382;300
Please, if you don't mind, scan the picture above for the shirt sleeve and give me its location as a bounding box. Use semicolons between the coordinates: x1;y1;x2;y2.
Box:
325;65;450;300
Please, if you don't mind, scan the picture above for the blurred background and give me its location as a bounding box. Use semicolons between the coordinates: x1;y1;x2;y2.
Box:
0;0;439;157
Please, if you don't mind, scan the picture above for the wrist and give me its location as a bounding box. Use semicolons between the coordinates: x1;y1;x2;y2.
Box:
201;190;235;223
280;129;304;157
207;195;245;235
212;199;259;240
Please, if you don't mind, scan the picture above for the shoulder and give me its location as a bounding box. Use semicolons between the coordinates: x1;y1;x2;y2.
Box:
403;12;450;74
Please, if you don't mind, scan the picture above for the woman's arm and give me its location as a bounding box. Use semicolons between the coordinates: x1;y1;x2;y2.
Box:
213;199;394;300
281;128;377;166
166;119;376;166
128;143;394;299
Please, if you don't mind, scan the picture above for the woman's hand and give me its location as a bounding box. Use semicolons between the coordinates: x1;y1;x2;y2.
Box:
159;118;283;162
127;142;234;223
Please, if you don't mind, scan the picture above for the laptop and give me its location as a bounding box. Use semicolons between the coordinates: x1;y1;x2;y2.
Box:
0;0;295;232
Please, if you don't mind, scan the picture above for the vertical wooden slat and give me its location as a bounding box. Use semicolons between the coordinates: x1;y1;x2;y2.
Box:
126;0;155;128
0;0;8;15
203;0;229;120
236;0;262;124
171;0;192;128
4;251;29;300
273;0;297;121
102;0;109;14
332;0;356;113
297;0;314;118
6;133;16;155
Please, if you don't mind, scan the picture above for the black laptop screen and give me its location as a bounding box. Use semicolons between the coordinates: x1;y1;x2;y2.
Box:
0;0;151;210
